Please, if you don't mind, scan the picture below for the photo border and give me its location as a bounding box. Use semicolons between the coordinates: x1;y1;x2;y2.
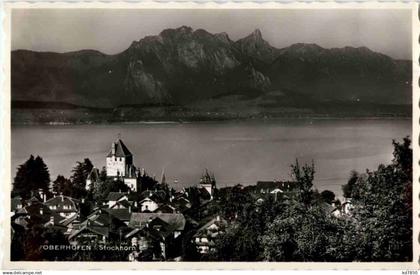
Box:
1;1;418;270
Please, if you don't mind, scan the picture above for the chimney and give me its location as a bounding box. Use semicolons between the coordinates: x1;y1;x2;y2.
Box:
61;194;64;202
111;142;116;156
128;205;132;213
216;215;220;222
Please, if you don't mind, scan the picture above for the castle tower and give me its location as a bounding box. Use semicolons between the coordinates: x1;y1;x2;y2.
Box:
106;138;133;177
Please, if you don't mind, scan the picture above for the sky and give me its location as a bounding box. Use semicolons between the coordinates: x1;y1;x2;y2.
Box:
12;9;412;60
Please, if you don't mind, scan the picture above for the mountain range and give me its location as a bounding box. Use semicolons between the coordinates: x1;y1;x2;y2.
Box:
11;26;411;122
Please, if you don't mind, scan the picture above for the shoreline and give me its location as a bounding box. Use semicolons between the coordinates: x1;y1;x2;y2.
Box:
11;115;412;127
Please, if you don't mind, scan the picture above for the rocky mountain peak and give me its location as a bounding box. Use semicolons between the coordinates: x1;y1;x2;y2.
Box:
250;29;262;40
234;29;280;64
11;26;412;109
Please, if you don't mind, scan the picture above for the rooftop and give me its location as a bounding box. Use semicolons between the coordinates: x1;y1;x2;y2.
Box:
107;139;132;158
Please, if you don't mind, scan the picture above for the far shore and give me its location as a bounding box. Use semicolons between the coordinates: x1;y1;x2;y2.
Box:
11;115;412;127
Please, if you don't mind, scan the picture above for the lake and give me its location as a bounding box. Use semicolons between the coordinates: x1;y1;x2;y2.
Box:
11;119;411;198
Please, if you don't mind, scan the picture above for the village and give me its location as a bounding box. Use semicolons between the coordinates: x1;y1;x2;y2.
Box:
11;138;355;261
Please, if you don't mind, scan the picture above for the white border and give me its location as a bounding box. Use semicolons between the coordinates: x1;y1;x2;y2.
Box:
1;1;418;270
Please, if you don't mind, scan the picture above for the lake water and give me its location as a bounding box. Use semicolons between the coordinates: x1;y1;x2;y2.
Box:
11;119;411;198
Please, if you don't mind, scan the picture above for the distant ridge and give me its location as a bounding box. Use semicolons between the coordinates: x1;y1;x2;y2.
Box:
12;26;411;111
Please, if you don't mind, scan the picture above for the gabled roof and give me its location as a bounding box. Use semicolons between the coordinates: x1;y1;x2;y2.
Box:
68;224;109;240
172;197;192;212
59;213;80;227
124;226;163;240
28;196;41;204
103;208;132;222
194;216;228;237
110;199;131;209
129;213;186;231
107;139;132;157
106;192;128;202
44;195;79;211
82;210;111;227
139;190;167;203
87;167;100;181
154;204;177;214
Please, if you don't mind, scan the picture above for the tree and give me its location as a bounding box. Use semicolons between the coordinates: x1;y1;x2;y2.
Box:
92;177;128;204
290;159;315;207
320;190;335;204
347;137;412;261
12;155;50;199
52;175;72;196
342;170;359;198
70;158;94;199
137;173;158;193
33;156;51;192
99;166;107;181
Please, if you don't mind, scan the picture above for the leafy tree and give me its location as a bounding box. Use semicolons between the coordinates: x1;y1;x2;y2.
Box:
342;170;359;198
12;155;50;199
109;178;130;193
52;175;72;196
92;177;129;205
137;173;158;193
290;159;315;207
99;166;107;181
216;185;254;221
320;190;335;204
347;137;412;261
260;198;357;261
42;226;71;260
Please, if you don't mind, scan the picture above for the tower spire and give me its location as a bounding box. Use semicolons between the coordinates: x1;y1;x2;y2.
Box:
161;168;166;185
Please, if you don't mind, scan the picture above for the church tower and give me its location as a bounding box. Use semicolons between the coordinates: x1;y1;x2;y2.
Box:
200;169;216;200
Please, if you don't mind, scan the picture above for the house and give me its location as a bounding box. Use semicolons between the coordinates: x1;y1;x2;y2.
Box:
172;196;192;212
154;204;177;214
255;181;296;194
69;208;129;245
68;219;110;245
331;199;353;217
110;198;133;210
139;196;159;212
129;212;186;239
125;226;166;261
106;192;129;209
44;195;79;221
103;207;133;225
21;201;52;226
193;216;228;254
106;138;138;191
127;213;186;260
